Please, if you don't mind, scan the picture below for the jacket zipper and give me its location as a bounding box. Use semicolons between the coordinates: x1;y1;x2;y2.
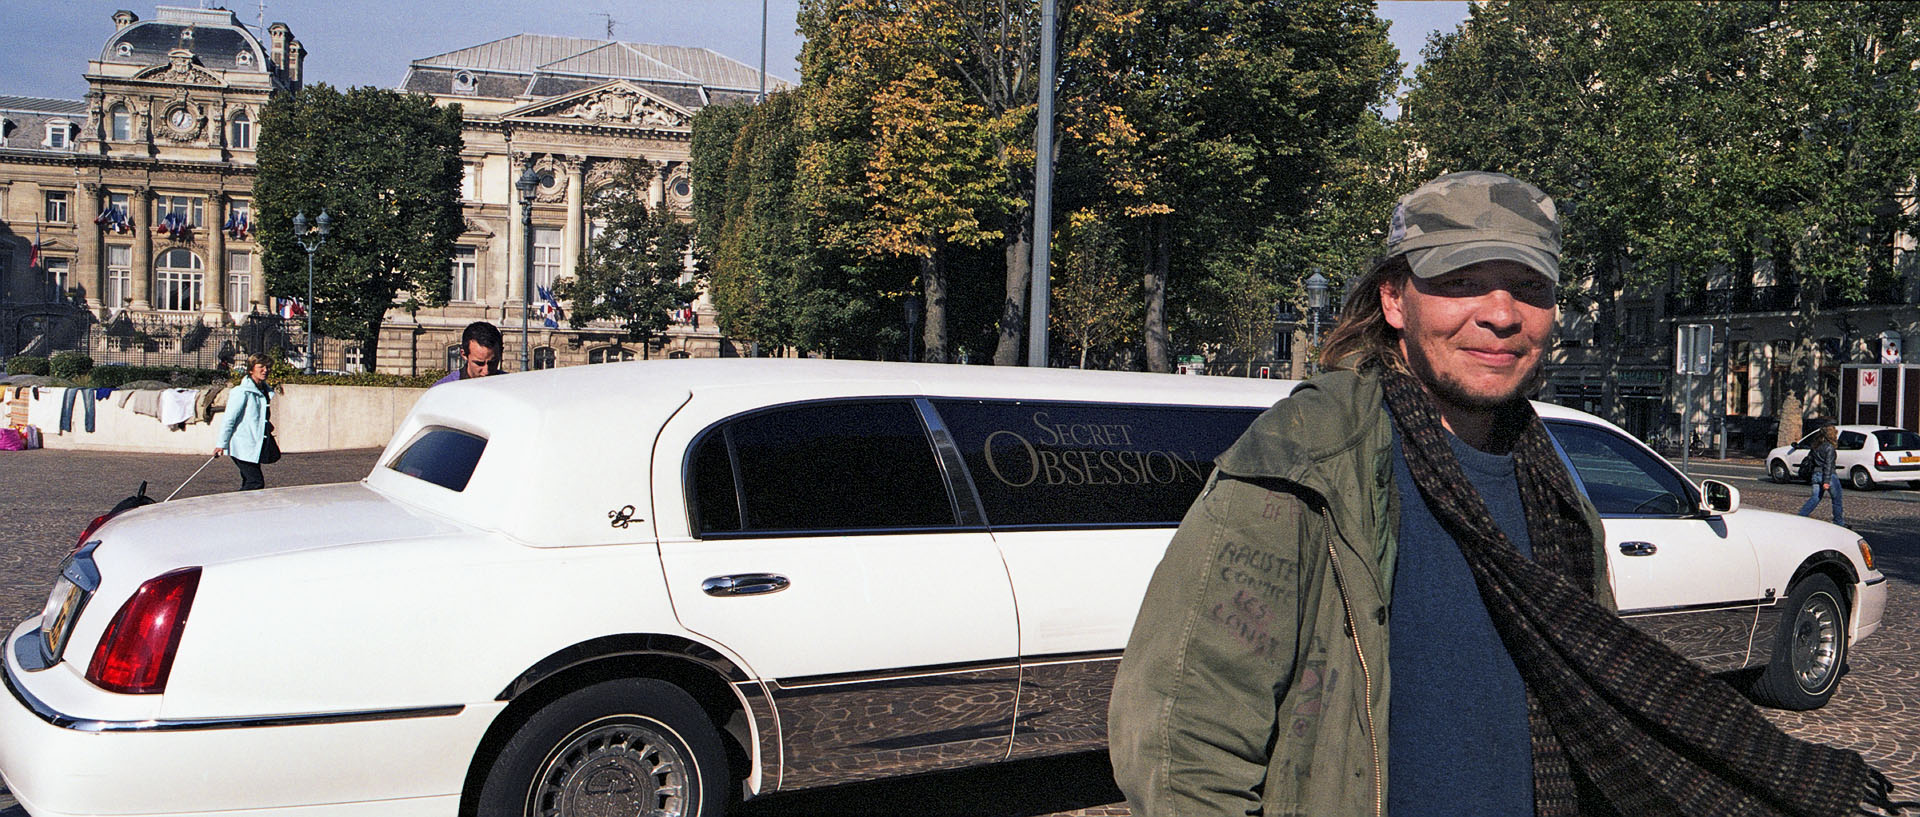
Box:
1320;505;1382;817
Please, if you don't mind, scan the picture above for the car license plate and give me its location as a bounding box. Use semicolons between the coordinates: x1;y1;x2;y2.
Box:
1902;455;1918;464
40;575;86;662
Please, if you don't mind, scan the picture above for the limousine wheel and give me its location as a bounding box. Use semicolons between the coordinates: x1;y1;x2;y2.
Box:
477;678;727;817
1750;574;1848;711
1768;460;1790;483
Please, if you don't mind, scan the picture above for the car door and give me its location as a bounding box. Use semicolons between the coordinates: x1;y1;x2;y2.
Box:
1546;420;1764;671
925;398;1265;759
656;398;1019;789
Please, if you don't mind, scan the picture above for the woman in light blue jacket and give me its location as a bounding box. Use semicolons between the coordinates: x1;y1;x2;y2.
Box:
215;353;274;490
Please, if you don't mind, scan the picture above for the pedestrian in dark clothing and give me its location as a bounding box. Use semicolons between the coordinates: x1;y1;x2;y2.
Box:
1798;423;1844;525
435;321;504;386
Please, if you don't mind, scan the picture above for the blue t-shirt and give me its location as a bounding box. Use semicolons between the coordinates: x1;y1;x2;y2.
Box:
1386;427;1535;817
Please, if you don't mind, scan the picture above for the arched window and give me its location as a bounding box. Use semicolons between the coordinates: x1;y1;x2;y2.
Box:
587;346;634;364
235;51;253;67
229;110;252;149
109;105;131;141
532;346;556;370
453;70;477;94
154;248;204;311
116;42;133;57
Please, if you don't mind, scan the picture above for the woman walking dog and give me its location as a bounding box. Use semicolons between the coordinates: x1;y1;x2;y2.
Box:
214;353;278;490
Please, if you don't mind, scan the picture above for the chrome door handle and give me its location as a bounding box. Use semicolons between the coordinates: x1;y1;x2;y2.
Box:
702;573;791;597
1618;541;1658;557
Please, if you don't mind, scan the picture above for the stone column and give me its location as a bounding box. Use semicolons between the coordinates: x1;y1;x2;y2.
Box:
130;188;153;310
76;182;103;313
506;153;529;306
205;194;228;319
649;161;667;209
562;155;585;280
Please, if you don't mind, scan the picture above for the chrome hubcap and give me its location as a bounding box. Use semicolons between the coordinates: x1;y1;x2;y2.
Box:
1791;594;1841;692
532;717;691;817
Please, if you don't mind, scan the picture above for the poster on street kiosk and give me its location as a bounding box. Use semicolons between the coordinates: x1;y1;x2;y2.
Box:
1859;368;1882;404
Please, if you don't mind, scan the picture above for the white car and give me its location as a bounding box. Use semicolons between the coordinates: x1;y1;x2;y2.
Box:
1766;424;1920;490
0;361;1887;817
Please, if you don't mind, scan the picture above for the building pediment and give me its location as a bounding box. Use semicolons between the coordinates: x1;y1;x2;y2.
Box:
503;81;693;130
132;50;226;87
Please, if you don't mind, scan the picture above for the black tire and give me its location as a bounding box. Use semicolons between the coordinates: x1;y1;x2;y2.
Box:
1749;574;1848;710
1768;459;1790;483
1849;466;1875;491
476;678;728;817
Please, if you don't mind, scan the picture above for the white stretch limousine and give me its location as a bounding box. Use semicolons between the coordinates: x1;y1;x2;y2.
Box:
0;360;1886;817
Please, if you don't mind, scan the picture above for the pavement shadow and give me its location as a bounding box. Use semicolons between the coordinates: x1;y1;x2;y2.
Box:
1847;519;1920;584
736;750;1125;817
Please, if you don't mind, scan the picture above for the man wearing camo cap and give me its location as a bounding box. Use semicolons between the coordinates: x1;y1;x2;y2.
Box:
1113;172;1911;816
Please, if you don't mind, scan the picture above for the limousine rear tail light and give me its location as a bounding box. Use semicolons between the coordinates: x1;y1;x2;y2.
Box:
86;568;201;694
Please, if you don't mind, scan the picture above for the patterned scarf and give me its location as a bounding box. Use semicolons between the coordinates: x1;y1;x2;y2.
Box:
1378;368;1911;817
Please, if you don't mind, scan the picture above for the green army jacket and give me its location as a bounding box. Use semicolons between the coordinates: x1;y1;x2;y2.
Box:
1108;368;1612;817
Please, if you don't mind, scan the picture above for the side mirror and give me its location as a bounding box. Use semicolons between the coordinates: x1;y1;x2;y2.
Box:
1700;478;1740;516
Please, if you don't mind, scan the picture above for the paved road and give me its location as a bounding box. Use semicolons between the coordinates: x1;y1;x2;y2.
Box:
0;452;1914;815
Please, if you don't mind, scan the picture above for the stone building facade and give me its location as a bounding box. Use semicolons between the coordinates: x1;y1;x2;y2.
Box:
385;34;781;374
1;6;301;363
1;7;779;374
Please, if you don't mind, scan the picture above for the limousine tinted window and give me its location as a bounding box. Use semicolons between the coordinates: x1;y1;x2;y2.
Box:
931;399;1262;527
691;400;955;534
386;427;487;492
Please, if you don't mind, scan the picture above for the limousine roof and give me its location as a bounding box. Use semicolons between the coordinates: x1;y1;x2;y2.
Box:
367;359;1300;548
461;357;1301;405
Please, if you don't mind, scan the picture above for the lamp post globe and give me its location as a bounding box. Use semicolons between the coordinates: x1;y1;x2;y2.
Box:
1304;270;1329;375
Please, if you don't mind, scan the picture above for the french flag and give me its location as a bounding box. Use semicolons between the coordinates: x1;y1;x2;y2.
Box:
537;285;561;329
278;297;306;319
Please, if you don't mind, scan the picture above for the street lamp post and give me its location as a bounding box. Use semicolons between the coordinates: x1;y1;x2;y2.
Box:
904;296;922;362
516;164;541;373
291;209;330;373
1305;270;1330;376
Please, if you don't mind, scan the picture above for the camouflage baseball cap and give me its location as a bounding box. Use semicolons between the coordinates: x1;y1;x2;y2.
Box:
1384;171;1561;284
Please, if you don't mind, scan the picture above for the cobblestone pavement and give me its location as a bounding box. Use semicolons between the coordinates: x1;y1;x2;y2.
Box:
0;453;1913;816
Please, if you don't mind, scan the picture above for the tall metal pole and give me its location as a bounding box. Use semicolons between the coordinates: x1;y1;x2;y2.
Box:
758;0;768;103
522;195;533;373
304;251;314;373
1026;0;1057;367
516;164;540;373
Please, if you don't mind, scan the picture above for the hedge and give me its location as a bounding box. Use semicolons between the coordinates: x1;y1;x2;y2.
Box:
5;356;50;376
90;365;228;389
49;352;94;380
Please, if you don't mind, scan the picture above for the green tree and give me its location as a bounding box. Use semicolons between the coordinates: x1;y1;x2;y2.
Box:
694;92;896;357
254;84;464;365
797;0;1025;363
1061;0;1398;371
1406;1;1920;420
1051;208;1140;369
558;161;698;346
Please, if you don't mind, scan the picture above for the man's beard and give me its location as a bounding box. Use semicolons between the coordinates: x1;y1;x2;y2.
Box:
1402;341;1546;413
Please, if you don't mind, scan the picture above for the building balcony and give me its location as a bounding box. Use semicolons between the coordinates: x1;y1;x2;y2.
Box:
1666;280;1910;317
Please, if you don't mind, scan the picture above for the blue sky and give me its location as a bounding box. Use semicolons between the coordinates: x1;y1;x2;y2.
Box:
4;0;1469;103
